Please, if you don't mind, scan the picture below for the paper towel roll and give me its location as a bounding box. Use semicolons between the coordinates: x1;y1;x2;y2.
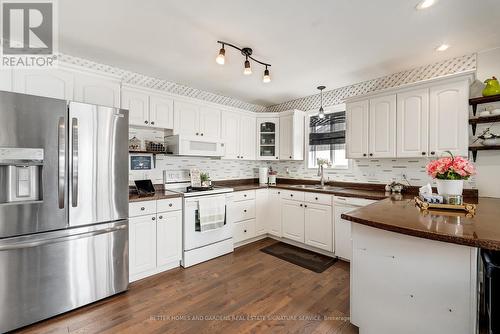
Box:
259;167;269;185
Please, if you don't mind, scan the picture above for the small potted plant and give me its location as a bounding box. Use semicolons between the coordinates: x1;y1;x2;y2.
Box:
200;172;211;188
425;151;476;196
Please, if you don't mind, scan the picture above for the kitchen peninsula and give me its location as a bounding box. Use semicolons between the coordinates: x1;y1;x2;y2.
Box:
342;196;500;334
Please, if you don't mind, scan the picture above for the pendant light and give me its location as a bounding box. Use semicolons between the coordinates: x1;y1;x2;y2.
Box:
263;66;271;83
317;86;326;119
215;44;225;65
243;56;252;75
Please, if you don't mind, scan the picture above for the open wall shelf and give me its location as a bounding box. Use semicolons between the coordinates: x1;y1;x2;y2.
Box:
469;145;500;162
469;115;500;135
469;95;500;116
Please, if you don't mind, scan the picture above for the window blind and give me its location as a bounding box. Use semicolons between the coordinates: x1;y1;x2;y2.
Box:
309;111;346;148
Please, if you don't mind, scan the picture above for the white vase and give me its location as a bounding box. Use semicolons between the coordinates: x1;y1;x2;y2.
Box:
436;179;464;196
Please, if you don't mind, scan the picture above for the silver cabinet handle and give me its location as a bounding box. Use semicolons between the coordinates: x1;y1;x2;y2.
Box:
71;117;78;207
58;117;65;209
0;224;127;251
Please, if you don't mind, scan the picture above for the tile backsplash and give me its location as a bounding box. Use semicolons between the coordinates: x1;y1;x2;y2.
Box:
129;152;477;189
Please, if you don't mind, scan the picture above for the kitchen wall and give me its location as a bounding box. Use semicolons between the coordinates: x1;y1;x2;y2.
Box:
474;47;500;197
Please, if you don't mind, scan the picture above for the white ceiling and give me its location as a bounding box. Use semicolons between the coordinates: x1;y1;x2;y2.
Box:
60;0;500;107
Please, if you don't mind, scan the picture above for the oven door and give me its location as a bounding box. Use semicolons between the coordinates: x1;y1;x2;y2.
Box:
183;194;232;251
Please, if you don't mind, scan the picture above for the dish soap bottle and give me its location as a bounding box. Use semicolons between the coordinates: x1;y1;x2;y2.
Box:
482;76;500;97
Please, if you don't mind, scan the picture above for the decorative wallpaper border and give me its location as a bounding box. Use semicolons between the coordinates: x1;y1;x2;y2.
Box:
266;53;477;112
58;53;267;112
59;53;476;113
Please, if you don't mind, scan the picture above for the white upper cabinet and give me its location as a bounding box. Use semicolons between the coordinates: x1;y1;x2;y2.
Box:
346;100;369;158
279;110;305;160
121;88;150;127
73;72;120;108
122;87;174;129
199;106;221;140
149;94;174;129
429;80;469;157
174;101;199;135
13;68;74;100
257;117;280;160
0;69;12;91
397;88;429;157
221;111;256;160
240;114;257;160
369;94;396;158
221;111;241;159
174;101;221;139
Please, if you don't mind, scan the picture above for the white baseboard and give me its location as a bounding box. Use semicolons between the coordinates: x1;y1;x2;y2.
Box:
129;260;180;283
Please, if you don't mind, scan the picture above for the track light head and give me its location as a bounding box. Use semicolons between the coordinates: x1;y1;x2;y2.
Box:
216;45;225;65
263;67;271;83
243;58;252;75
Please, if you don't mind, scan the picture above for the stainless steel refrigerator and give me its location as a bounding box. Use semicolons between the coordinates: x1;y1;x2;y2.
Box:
0;91;129;333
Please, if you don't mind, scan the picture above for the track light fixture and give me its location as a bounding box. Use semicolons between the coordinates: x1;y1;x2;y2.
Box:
317;86;326;119
216;41;271;83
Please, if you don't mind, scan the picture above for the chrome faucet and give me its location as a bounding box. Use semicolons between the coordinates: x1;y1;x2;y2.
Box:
318;164;325;186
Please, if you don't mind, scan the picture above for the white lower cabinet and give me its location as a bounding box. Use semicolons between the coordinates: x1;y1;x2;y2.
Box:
129;214;157;277
255;189;268;236
229;190;257;245
156;211;182;268
267;189;282;237
333;205;354;260
129;198;182;282
351;224;477;334
304;203;332;251
281;199;305;242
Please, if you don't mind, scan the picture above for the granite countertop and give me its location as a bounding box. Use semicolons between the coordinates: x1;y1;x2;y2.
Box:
228;183;391;201
342;197;500;250
129;190;183;202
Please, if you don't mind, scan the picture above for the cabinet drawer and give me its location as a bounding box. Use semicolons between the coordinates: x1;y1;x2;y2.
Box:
157;198;182;212
229;200;256;222
233;219;256;243
280;190;305;202
232;190;256;202
129;200;156;217
304;192;332;206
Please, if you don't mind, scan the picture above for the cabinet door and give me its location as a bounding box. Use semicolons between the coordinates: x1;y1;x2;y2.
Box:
74;72;120;108
121;88;150;127
305;203;333;252
221;111;241;159
240;115;257;160
334;204;354;260
174;101;199;136
279;115;293;160
257;118;280;160
397;89;429;157
199;106;221;139
255;189;268;236
429;80;469;157
150;94;174;129
281;199;305;242
268;189;282;237
129;214;157;277
156;211;181;267
233;219;256;243
13;69;74;100
346;100;369;158
369;94;396;158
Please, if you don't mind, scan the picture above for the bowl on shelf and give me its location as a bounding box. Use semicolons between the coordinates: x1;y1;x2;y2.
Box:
479;110;491;117
482;138;500;146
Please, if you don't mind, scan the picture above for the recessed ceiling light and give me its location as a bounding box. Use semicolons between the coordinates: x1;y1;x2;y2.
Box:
415;0;436;10
436;44;450;52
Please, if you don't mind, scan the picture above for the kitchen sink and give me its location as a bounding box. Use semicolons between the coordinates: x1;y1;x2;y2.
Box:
289;184;339;191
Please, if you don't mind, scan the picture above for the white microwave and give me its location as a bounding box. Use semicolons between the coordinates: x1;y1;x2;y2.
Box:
165;135;225;157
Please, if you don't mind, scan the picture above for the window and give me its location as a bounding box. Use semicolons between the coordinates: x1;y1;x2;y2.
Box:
308;110;348;169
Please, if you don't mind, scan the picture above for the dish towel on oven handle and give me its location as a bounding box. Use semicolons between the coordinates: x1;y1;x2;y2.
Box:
198;195;226;232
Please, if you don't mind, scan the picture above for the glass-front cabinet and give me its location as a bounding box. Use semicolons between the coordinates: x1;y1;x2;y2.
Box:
257;117;280;160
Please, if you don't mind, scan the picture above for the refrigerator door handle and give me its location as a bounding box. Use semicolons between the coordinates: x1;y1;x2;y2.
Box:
71;117;78;207
0;223;127;251
58;117;65;209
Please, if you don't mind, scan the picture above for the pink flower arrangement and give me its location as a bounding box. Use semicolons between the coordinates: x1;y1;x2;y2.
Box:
426;151;476;180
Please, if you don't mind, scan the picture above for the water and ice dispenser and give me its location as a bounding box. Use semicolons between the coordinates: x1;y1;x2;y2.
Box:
0;148;43;203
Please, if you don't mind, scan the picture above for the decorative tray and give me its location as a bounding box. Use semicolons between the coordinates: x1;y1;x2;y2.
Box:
414;196;476;215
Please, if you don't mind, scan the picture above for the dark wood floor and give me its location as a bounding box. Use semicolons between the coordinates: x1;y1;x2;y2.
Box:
17;238;358;334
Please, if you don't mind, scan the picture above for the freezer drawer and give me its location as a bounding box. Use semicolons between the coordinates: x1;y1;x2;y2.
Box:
0;220;129;333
